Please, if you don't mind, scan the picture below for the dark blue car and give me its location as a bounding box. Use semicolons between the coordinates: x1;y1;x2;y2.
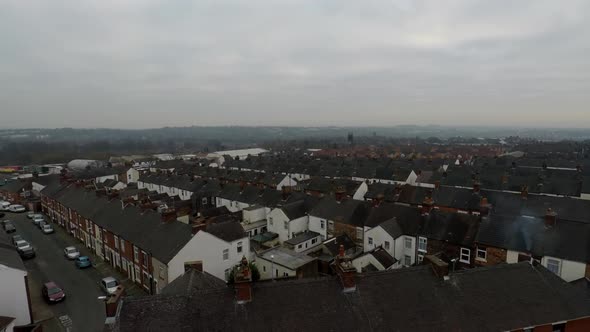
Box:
75;256;91;269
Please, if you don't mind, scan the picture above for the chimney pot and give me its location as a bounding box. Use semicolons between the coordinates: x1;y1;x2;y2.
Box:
234;256;252;304
545;208;557;228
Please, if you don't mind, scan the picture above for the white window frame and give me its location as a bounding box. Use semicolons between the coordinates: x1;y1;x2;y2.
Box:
223;249;229;261
142;250;148;267
417;254;424;263
237;241;243;254
114;235;119;250
269;217;273;226
384;241;390;250
460;248;471;264
134;246;139;263
120;239;125;253
546;258;561;275
404;237;412;249
368;237;373;246
476;248;487;261
320;220;325;229
418;237;427;253
202;197;208;205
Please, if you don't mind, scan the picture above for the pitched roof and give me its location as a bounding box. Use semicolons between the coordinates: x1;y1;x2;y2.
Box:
309;198;370;227
419;211;480;246
203;221;246;243
285;231;321;246
476;214;590;263
0;231;25;272
370;247;397;268
116;263;590;332
161;269;227;295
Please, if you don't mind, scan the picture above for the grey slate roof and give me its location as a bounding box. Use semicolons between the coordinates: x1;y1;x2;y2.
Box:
309;198;370;227
476;214;590;263
0;231;25;271
44;185;192;264
161;269;227;295
285;231;321;246
116;262;590;332
203;221;246;243
370;247;397;268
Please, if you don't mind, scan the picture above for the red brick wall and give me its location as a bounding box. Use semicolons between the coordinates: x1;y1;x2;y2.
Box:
474;246;507;267
585;264;590;278
565;317;590;332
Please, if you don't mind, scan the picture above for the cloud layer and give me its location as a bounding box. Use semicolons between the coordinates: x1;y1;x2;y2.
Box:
1;0;589;128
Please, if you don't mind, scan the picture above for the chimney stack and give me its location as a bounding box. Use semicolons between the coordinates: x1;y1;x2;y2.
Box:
234;256;252;304
472;181;481;193
332;245;356;293
104;286;126;318
434;180;440;189
521;185;528;200
425;255;449;279
479;197;491;216
421;197;435;215
545;208;557;228
161;208;177;223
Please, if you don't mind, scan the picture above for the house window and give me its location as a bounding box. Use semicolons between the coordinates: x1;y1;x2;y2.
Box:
368;237;373;246
202;197;207;205
328;221;334;233
404;255;411;266
320;220;325;229
552;323;565;332
142;251;148;267
283;272;289;277
237;241;243;254
417;254;424;264
297;244;303;249
283;220;289;230
384;241;390;250
134;247;139;263
269;217;273;226
120;240;125;253
356;228;363;241
476;248;487;261
159;266;165;279
404;237;412;249
460;248;471;264
263;265;266;272
223;249;229;260
418;237;427;253
114;235;119;250
311;238;317;244
546;258;561;275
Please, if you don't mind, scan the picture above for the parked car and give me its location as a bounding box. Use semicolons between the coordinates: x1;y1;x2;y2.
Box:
12;234;23;245
32;216;44;226
42;224;54;234
8;205;26;213
64;246;80;260
4;222;16;233
26;212;35;219
75;256;92;269
101;277;120;294
15;240;31;250
18;246;36;259
42;282;65;303
0;201;10;211
37;220;47;229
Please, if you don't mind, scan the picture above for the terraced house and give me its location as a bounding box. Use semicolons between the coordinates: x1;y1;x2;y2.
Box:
40;183;209;294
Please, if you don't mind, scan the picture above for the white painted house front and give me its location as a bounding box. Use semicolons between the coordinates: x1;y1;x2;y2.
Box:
0;263;31;327
505;250;587;282
364;219;416;267
167;226;250;282
267;208;309;243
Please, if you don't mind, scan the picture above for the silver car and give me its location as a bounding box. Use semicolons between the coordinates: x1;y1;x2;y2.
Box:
42;224;54;234
101;277;120;294
64;246;80;260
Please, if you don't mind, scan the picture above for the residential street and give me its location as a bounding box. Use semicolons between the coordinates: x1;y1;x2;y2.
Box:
7;212;106;332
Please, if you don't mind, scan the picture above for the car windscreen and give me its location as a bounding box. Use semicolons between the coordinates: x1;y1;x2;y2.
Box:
66;248;77;253
106;281;118;288
48;287;62;295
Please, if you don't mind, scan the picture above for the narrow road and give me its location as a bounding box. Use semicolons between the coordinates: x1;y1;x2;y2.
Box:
8;212;106;332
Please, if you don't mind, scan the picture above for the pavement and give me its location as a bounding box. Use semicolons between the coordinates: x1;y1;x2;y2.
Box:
6;212;110;332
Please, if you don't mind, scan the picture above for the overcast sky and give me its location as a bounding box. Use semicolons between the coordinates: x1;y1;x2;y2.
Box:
1;0;589;129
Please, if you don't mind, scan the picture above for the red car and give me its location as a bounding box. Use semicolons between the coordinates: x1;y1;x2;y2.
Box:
42;282;66;303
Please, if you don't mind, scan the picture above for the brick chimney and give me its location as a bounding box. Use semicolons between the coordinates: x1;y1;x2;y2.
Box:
472;181;481;193
234;256;252;304
479;197;491;216
104;286;126;318
421;197;434;215
425;255;449;279
521;185;528;200
545;208;557;228
161;208;177;223
332;245;356;293
334;185;346;202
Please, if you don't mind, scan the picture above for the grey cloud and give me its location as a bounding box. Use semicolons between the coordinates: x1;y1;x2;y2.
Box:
0;0;589;129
